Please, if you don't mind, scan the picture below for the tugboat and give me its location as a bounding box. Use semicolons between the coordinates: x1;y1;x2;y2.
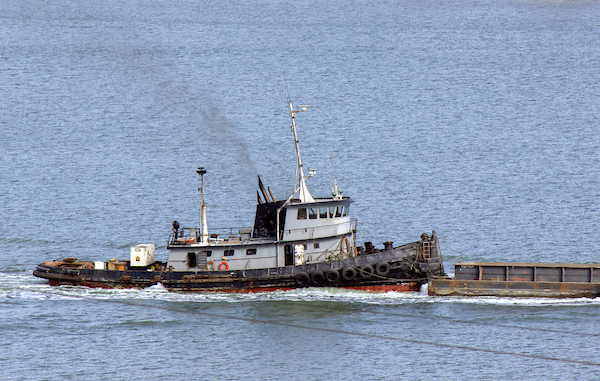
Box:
34;101;445;292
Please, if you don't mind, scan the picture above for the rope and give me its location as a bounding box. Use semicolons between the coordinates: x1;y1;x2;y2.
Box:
75;296;600;367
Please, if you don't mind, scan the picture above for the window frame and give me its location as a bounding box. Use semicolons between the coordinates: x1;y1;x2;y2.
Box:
297;208;307;220
329;206;336;218
187;252;197;268
319;207;328;218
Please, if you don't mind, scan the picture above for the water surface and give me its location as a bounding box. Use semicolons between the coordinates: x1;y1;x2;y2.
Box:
1;0;600;379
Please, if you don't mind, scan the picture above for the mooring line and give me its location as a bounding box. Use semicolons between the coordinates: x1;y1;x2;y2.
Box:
31;283;600;340
35;285;600;340
367;310;600;338
85;296;600;367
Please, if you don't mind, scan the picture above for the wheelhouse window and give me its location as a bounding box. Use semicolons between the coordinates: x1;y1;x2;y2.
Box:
224;249;235;257
342;205;349;216
187;252;197;268
308;208;317;219
297;208;307;220
329;206;336;218
246;248;256;255
335;207;342;217
319;207;328;218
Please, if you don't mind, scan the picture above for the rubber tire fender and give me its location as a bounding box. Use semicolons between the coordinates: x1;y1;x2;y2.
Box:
296;272;310;287
359;264;374;279
310;270;325;285
341;266;356;281
375;262;390;277
325;269;340;283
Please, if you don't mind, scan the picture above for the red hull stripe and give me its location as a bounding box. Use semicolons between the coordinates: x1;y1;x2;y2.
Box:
174;283;422;293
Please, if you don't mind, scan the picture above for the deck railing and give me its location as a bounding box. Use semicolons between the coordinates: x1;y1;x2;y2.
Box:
169;218;357;245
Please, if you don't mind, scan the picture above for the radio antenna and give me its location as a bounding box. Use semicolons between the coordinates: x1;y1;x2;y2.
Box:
284;74;290;105
330;156;342;199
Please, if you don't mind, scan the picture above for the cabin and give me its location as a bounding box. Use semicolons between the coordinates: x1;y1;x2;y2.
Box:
166;195;355;272
166;101;356;273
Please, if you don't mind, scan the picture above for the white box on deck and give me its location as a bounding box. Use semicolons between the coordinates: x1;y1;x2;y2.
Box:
94;261;107;270
130;244;156;267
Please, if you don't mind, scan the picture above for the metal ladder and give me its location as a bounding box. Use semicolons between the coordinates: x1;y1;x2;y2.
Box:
422;241;431;259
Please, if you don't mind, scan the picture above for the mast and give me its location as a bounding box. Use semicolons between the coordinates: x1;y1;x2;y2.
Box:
330;156;343;200
196;167;208;244
288;101;315;203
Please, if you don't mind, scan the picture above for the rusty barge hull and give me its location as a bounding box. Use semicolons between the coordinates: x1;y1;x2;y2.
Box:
429;262;600;298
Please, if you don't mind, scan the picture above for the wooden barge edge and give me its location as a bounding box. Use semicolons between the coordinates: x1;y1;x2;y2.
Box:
428;262;600;298
428;279;600;298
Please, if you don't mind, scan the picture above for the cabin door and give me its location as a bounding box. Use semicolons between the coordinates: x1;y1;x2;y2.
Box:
284;244;294;266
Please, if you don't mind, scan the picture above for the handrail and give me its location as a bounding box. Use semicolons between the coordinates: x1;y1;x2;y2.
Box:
169;218;357;244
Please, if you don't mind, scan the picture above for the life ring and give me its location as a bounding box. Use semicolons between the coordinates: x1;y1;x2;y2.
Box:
218;262;229;271
359;264;374;279
341;266;356;281
375;262;390;277
310;271;325;285
296;272;310;287
325;269;340;283
340;237;351;256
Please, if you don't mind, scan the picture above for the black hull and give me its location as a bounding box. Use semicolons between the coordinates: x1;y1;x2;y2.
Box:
34;242;444;292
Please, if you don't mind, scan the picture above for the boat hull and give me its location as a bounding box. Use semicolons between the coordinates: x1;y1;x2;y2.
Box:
34;242;444;292
428;278;600;298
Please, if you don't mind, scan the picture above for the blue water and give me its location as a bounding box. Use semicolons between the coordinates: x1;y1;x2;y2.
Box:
2;0;600;379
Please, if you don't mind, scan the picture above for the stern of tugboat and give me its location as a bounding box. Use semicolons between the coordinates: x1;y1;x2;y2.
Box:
415;230;445;278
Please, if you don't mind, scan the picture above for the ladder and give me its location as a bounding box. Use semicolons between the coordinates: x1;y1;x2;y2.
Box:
422;241;431;259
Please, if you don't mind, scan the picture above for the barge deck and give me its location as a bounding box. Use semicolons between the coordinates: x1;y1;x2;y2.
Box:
429;262;600;298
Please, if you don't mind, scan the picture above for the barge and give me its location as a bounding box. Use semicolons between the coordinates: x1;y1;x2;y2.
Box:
429;262;600;298
33;100;445;292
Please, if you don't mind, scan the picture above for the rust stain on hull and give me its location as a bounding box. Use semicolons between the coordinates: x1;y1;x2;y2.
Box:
344;283;420;293
429;262;600;298
429;279;600;298
43;280;420;293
